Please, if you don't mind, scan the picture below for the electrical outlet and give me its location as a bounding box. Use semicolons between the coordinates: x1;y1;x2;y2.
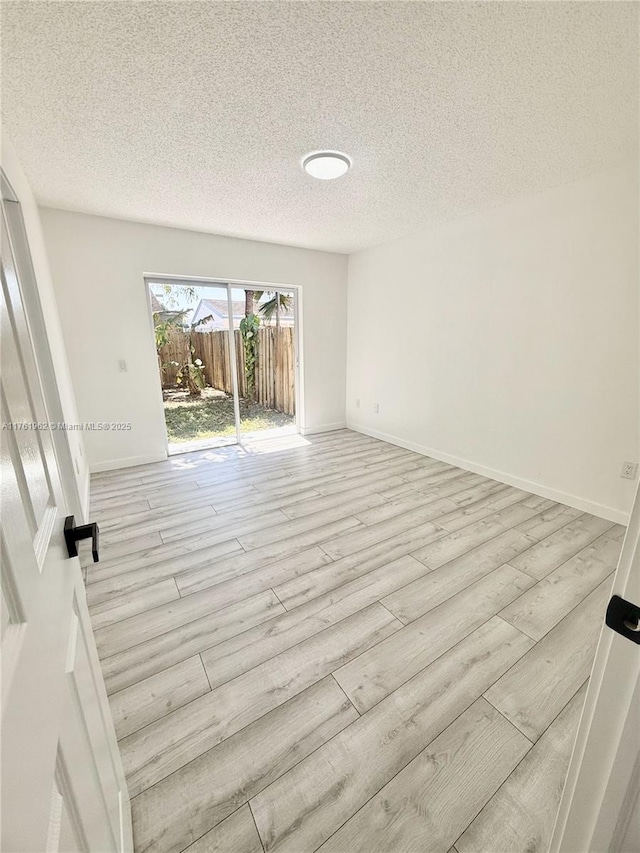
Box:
373;403;379;414
355;398;360;408
621;461;638;480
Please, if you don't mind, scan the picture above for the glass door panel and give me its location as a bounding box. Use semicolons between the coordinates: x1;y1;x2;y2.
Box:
230;286;297;439
149;281;239;453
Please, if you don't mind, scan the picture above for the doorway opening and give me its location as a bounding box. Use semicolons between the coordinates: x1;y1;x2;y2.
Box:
146;277;299;455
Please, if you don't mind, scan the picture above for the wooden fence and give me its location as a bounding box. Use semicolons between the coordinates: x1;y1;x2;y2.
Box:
158;327;296;415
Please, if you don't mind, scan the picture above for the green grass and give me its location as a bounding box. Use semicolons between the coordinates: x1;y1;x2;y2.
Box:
164;395;294;443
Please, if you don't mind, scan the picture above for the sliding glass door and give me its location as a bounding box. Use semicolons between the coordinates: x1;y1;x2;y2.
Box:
147;277;298;454
229;286;297;439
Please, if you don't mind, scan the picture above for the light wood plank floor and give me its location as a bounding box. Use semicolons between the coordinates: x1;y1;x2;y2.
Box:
86;430;625;853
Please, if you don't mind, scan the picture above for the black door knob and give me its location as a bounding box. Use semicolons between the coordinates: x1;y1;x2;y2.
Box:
64;516;100;563
605;595;640;645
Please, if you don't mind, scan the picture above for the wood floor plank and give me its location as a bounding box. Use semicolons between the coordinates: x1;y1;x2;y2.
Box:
410;475;502;503
383;529;537;624
317;698;531;853
432;489;536;532
101;504;219;544
378;475;468;502
180;805;263;853
410;514;536;570
499;534;621;640
603;523;626;542
313;465;416;497
212;486;320;516
446;479;509;506
86;538;245;606
520;493;559;510
147;480;261;510
251;456;414;499
131;677;359;853
335;564;535;713
93;548;331;657
109;655;210;740
401;461;457;482
92;478;201;507
274;523;447;610
354;493;455;526
237;495;385;550
510;514;614;580
175;516;364;597
281;443;412;474
403;467;469;489
514;503;583;541
88;533;242;583
101;589;285;695
147;478;258;507
119;602;401;796
280;484;390;520
160;507;290;545
93;499;152;520
485;578;612;741
456;684;587;853
97;502;216;534
321;500;453;560
249;617;533;853
202;555;432;689
89;578;180;630
92;530;163;564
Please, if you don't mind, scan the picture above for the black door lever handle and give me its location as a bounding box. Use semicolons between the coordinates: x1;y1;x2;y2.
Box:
605;595;640;645
64;516;100;563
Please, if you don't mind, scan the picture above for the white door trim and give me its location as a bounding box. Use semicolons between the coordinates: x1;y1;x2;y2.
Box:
550;483;640;853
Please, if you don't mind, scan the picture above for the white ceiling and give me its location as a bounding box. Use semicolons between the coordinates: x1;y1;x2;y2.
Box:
2;1;637;254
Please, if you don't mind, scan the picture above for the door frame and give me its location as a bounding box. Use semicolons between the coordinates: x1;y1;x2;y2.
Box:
550;482;640;852
1;169;86;521
143;273;303;455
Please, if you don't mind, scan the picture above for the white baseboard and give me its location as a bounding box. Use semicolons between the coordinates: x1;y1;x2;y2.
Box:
347;421;629;525
89;451;167;473
300;422;347;436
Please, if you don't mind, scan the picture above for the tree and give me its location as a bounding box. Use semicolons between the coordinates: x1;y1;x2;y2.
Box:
244;288;292;327
155;311;213;397
239;313;260;398
258;292;292;328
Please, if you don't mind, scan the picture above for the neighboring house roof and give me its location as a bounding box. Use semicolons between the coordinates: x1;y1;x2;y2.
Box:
194;298;246;320
192;296;295;329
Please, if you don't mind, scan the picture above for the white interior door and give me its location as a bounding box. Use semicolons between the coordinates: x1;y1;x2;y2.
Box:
1;192;132;851
551;483;640;852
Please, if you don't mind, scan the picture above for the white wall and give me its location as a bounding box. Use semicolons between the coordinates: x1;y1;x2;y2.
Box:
40;209;348;471
347;164;639;522
1;135;90;518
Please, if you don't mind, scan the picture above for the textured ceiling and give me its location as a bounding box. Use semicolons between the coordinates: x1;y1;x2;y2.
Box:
2;1;638;253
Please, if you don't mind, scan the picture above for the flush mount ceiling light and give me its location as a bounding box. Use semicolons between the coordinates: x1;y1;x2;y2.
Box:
303;151;351;180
